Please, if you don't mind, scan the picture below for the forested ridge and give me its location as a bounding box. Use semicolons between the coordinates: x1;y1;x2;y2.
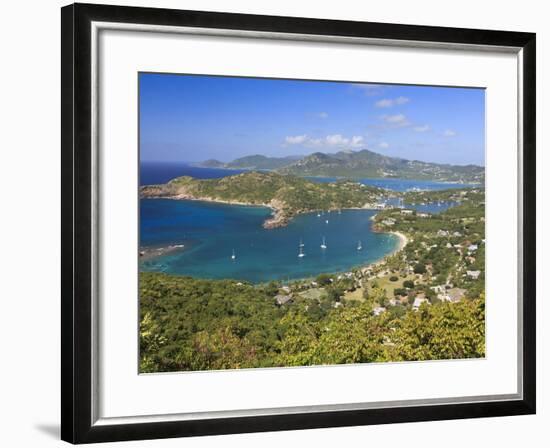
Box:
140;272;485;372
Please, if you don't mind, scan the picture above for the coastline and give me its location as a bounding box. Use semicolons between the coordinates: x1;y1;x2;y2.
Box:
141;193;385;229
391;231;408;253
139;214;408;284
354;231;408;275
139;244;186;261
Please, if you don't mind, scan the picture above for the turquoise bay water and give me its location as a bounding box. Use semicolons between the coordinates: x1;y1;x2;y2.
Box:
140;199;398;283
139;164;469;283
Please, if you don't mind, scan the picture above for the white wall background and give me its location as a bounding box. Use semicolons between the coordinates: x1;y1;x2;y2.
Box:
0;0;546;446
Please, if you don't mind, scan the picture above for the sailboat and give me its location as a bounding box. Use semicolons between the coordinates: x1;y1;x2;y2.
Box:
357;240;362;251
298;246;305;258
325;219;329;224
317;212;321;218
299;238;305;248
231;249;236;260
320;237;327;250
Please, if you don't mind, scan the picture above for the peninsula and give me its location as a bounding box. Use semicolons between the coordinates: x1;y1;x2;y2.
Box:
140;171;387;228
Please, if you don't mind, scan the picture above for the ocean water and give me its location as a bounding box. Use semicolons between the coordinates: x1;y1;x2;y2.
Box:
139;163;472;283
140;199;398;283
384;197;459;214
304;176;479;192
140;162;478;192
140;162;245;186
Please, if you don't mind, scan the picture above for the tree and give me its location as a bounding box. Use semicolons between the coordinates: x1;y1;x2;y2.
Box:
414;263;427;274
264;281;280;297
393;288;407;297
403;280;415;289
326;286;343;302
386;297;485;361
316;273;332;286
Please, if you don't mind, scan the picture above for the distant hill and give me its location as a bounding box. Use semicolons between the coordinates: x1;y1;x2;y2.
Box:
200;159;226;168
198;149;484;183
198;154;302;170
226;154;302;170
278;149;484;183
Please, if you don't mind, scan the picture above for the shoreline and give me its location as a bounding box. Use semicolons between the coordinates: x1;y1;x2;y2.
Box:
139;244;186;261
141;194;386;229
139;198;408;274
353;231;408;276
139;228;409;285
391;231;408;253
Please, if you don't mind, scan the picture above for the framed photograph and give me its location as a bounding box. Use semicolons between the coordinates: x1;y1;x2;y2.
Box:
61;2;536;444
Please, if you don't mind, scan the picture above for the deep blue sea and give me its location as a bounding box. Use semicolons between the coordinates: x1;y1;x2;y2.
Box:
140;162;246;186
139;163;469;283
140;199;397;283
140;162;478;191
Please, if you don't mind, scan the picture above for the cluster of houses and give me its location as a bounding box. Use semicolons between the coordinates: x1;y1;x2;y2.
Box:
270;202;483;315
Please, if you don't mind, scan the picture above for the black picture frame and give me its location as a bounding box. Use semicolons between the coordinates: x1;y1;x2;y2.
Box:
61;2;536;444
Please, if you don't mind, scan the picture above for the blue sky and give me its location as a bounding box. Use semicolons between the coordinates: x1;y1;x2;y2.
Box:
140;73;485;166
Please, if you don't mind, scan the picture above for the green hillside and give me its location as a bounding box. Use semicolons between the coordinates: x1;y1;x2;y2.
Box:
140;171;385;228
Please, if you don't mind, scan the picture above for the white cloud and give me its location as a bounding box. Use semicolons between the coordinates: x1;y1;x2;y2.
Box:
285;134;308;144
443;129;457;137
284;134;364;149
381;114;410;128
325;134;347;145
375;96;410;108
317;112;329;119
375;99;393;108
384;114;406;123
413;125;430;132
378;142;389;149
325;134;364;148
352;83;388;96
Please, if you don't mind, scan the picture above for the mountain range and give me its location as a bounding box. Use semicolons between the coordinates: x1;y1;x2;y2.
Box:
198;149;484;183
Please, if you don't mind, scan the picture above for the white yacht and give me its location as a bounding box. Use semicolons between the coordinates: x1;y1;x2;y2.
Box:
320;237;327;250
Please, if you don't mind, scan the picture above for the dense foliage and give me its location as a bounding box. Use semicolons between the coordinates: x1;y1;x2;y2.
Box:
140;272;485;372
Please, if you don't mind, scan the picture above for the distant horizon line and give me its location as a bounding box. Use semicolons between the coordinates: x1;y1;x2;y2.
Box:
140;147;485;168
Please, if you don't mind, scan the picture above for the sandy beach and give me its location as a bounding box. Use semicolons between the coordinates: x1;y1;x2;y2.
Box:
391;231;409;252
